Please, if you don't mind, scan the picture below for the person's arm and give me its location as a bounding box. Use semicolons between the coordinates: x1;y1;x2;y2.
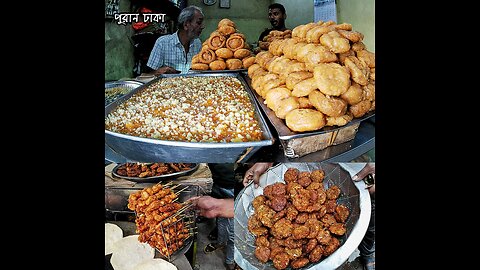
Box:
189;196;234;218
242;162;274;188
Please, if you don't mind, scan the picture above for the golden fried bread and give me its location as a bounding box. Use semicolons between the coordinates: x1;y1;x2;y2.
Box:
340;82;363;105
344;56;370;86
319;31;350;54
209;59;227;70
265;87;291;110
275;96;300;119
242;56;256;68
313;63;351;96
326;112;353;126
190;63;209;70
234;48;252;59
226;35;245;51
348;99;371;118
309;90;348;117
218;18;236;28
292;77;317;97
297;97;314;109
218;25;236;36
285;109;326;132
215;47;234;59
286;71;313;90
226;58;243;70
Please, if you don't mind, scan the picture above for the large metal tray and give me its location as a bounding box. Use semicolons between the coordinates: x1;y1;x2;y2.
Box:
105;73;275;163
234;163;371;270
241;74;375;140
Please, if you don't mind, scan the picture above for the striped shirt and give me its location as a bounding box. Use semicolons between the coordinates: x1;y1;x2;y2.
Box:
147;31;202;73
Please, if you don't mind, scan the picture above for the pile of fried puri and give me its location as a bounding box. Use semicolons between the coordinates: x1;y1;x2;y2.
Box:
128;183;191;257
191;18;255;71
255;29;292;53
248;168;350;269
247;20;375;133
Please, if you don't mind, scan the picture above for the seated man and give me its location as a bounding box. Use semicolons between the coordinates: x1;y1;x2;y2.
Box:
146;5;205;74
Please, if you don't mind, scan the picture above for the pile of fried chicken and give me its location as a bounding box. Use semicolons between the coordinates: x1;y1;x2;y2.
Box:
128;183;192;257
248;168;350;269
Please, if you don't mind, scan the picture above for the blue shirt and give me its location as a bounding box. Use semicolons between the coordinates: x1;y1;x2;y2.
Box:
147;31;202;73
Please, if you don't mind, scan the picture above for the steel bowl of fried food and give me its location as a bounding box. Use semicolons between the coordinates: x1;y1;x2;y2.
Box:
234;163;371;270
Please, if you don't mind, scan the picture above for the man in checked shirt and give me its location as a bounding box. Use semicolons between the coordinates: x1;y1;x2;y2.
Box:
147;5;205;74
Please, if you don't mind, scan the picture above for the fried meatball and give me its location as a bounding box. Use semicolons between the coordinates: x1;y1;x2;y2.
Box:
316;205;327;219
286;204;299;221
285;247;303;260
270;247;285;260
295;212;309;224
267;195;288;211
284;237;307;249
256;235;270;247
298;171;311;179
287;182;303;197
306;182;323;190
321;214;337;227
263;182;287;199
273;252;290;270
273;208;287;223
305;218;322;239
251;227;269;237
323;237;340;256
291;257;309;269
292;225;310;240
316;228;332;245
255;246;271;263
309;245;324;262
329;223;346;236
310;169;325;182
326;185;341;200
325;199;337;213
252;195;267;210
297;176;312;188
248;213;262;231
304;238;318;253
334;204;350;223
257;204;276;228
271;218;294;239
284;168;299;183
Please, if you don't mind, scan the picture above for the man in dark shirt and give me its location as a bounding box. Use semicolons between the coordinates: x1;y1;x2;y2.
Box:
258;3;288;42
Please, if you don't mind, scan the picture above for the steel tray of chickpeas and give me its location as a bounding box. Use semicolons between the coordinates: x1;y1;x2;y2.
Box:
234;163;371;270
105;73;274;163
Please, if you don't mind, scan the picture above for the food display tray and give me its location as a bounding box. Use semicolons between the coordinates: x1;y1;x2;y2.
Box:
111;163;199;183
234;163;371;270
105;80;144;106
105;73;274;163
241;74;374;158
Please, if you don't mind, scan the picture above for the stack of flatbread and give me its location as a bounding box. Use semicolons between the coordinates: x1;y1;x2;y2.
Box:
105;223;177;270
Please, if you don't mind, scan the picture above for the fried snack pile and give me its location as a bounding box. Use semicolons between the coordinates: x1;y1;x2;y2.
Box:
191;18;255;71
128;183;191;257
255;29;293;53
248;168;350;269
116;163;194;178
247;20;375;133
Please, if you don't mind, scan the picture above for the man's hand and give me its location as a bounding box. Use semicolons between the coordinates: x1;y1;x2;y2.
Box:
188;196;234;218
152;66;181;75
352;163;375;195
242;162;273;188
